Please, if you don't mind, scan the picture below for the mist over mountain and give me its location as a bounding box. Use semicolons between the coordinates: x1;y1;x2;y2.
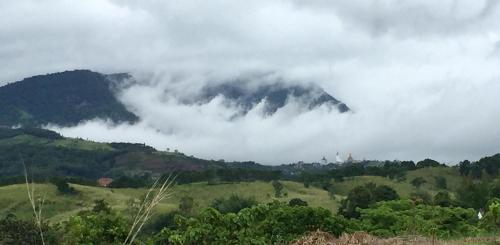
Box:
0;70;349;128
194;80;349;117
2;0;500;164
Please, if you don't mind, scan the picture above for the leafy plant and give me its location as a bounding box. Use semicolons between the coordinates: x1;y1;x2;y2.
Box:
211;194;258;214
272;180;284;198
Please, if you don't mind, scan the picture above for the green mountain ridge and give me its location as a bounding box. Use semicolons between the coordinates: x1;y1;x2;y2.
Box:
0;70;138;127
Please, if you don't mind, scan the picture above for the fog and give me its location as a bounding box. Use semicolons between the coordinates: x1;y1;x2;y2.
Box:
2;0;500;164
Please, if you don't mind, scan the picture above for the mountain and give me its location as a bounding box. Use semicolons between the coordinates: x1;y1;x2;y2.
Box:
0;70;138;127
192;80;350;115
0;70;349;127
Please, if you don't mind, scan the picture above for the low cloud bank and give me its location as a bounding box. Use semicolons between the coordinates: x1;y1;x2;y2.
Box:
1;0;499;164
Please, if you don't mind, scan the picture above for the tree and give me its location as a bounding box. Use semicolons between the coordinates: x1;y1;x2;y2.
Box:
416;159;441;168
456;181;489;209
435;176;447;189
50;177;77;194
179;196;195;214
410;190;432;205
156;202;351;244
480;200;500;231
338;183;399;218
272;180;284;198
469;164;483;179
289;198;308;207
358;200;480;238
373;185;399;202
0;214;58;245
411;177;426;188
327;186;336;200
434;191;452;207
63;203;127;244
459;160;471;176
400;161;416;170
92;199;111;214
211;194;257;214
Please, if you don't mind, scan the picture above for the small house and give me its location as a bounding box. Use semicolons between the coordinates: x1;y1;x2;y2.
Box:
97;177;113;187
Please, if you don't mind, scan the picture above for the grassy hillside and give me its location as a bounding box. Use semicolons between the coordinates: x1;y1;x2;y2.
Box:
0;166;469;223
0;181;339;223
0;134;114;151
0;127;234;178
330;166;464;198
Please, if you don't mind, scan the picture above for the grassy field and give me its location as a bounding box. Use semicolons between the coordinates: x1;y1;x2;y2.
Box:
0;180;339;223
330;166;464;198
0;167;467;223
0;134;114;151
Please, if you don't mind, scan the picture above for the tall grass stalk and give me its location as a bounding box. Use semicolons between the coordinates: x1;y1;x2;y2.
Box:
22;159;45;245
123;174;176;245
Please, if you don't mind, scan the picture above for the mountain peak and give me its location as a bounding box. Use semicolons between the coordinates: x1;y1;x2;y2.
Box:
0;70;138;127
194;79;349;115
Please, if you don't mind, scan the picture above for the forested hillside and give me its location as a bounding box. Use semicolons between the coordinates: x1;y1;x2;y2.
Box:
0;70;137;126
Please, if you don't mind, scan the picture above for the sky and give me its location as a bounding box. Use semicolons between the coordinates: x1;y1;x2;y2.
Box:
1;0;500;164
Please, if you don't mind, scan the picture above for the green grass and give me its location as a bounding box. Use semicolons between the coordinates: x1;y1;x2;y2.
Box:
0;181;339;223
331;175;416;197
0;167;467;224
330;167;464;198
0;134;114;151
406;166;463;192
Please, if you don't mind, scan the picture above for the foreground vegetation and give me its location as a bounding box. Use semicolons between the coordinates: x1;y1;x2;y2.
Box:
1;169;499;244
1;127;499;244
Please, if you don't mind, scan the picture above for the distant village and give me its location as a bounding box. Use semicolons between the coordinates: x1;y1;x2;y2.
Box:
290;152;360;169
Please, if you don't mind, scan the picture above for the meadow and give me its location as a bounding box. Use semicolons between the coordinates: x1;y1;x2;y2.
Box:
0;166;467;223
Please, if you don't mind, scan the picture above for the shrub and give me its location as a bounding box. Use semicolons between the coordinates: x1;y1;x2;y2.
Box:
211;194;258;214
480;200;500;231
50;177;77;195
62;201;127;244
0;214;58;245
179;196;195;214
272;180;284;198
358;199;481;238
289;198;308;207
416;159;441;168
410;177;426;188
156;202;352;244
434;191;453;207
338;183;399;218
457;181;490;209
410;190;432;205
435;176;447;189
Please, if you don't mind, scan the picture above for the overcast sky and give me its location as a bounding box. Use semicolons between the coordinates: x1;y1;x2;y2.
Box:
2;0;500;164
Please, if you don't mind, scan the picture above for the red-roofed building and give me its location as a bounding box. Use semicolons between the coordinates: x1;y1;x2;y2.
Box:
97;177;113;187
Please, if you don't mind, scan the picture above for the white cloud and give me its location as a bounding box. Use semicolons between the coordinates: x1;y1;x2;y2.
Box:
2;0;500;164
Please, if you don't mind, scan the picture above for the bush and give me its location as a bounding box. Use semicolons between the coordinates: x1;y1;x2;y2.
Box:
289;198;308;207
155;202;352;244
457;180;490;209
0;214;58;245
410;190;432;205
416;159;441;168
480;199;500;231
62;200;127;244
179;196;195;214
410;177;426;188
338;183;399;218
434;191;453;207
50;177;77;195
211;194;258;214
358;199;482;238
272;180;284;198
435;176;447;189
